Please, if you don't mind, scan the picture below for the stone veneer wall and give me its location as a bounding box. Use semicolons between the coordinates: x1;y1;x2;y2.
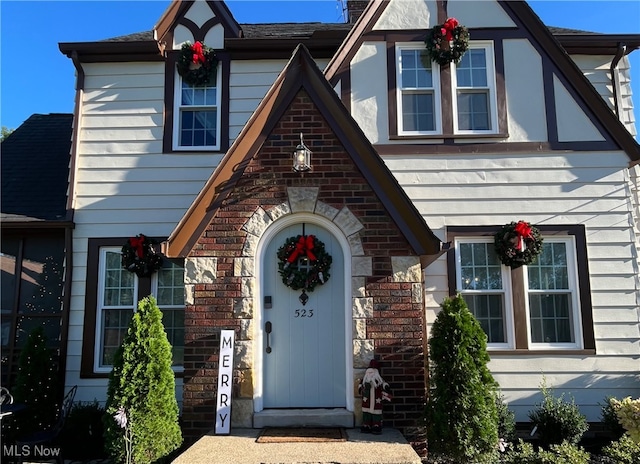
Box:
179;90;427;445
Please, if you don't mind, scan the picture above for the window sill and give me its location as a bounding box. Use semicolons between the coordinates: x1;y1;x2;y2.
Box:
389;132;509;141
488;349;596;356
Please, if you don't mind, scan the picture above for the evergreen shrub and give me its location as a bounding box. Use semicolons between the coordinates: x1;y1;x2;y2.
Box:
528;379;588;447
426;294;499;463
103;296;182;464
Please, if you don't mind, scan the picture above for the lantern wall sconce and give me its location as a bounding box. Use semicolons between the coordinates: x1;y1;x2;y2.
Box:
292;133;312;172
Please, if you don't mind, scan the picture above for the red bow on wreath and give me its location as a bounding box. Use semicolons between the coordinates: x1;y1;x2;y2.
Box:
191;41;206;65
287;235;317;263
441;17;459;41
128;234;146;258
513;221;533;250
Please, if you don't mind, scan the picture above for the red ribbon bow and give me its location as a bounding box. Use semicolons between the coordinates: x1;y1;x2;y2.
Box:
191;41;205;65
441;17;459;41
129;235;146;259
287;235;317;263
513;221;533;251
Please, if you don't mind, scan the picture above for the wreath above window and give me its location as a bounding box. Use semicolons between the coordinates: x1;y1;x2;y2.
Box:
277;235;332;293
176;41;218;87
494;221;543;269
425;17;470;66
121;234;163;278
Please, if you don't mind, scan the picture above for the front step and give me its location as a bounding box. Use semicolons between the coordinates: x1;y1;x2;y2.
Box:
253;408;354;428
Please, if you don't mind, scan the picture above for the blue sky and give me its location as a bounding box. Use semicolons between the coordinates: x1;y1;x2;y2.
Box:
1;0;639;131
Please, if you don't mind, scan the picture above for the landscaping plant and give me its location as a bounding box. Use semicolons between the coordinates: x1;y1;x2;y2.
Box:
600;396;626;440
12;326;61;438
426;294;499;463
610;397;640;443
528;378;588;447
103;296;182;464
601;435;640;464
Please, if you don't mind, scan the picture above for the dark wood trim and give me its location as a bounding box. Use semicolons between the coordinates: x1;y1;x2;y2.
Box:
446;224;596;353
375;140;618;155
489;349;596;356
511;267;528;349
387;43;399;138
542;57;559;143
179;17;222;43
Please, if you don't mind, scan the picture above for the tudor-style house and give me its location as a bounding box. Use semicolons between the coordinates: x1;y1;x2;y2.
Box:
21;0;636;446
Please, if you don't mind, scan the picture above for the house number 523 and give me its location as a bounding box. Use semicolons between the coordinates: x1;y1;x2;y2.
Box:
294;309;314;318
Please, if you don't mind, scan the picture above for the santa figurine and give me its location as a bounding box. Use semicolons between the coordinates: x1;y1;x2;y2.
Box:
358;358;392;434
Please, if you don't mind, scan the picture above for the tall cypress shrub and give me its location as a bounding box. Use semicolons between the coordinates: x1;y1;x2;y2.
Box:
426;294;499;463
104;296;182;463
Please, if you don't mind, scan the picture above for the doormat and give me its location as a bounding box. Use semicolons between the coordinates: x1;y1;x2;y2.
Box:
256;427;347;443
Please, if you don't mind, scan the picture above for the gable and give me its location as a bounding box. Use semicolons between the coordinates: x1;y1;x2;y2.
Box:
164;44;442;259
325;0;640;162
155;0;241;49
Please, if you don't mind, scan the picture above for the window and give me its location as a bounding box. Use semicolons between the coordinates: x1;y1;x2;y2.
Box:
84;239;185;376
452;43;498;133
172;66;221;151
448;226;595;353
455;239;513;348
391;40;503;138
396;45;441;135
526;238;581;348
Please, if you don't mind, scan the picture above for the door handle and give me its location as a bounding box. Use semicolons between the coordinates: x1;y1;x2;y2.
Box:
265;321;272;353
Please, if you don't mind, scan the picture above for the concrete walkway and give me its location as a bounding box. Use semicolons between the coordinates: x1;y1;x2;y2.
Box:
172;428;422;464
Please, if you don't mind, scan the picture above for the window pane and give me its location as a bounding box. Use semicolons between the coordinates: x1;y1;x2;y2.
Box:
402;93;434;131
529;293;573;343
180;110;217;147
459;242;502;290
463;294;505;343
457;92;490;130
103;252;134;306
400;49;432;89
100;309;133;365
457;49;487;87
528;242;569;290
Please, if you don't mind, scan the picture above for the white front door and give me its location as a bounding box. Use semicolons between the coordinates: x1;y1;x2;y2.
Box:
262;223;346;408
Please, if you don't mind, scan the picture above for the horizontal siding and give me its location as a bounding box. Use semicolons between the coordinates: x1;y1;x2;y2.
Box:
68;61;210;401
571;54;637;137
390;151;640;421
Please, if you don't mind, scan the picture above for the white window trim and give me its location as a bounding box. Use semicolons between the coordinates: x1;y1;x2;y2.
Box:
451;41;498;135
94;247;137;373
172;64;222;151
524;236;583;350
396;43;442;136
454;237;515;350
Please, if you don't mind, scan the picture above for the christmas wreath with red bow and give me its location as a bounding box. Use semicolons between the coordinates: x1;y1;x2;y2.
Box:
425;17;470;66
121;234;164;278
277;235;332;292
494;221;543;269
176;41;218;87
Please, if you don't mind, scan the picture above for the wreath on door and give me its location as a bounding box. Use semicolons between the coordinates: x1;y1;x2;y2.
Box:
121;234;164;278
277;235;332;292
494;221;543;269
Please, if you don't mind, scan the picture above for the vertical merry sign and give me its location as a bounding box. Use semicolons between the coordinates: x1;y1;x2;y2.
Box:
215;329;235;434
